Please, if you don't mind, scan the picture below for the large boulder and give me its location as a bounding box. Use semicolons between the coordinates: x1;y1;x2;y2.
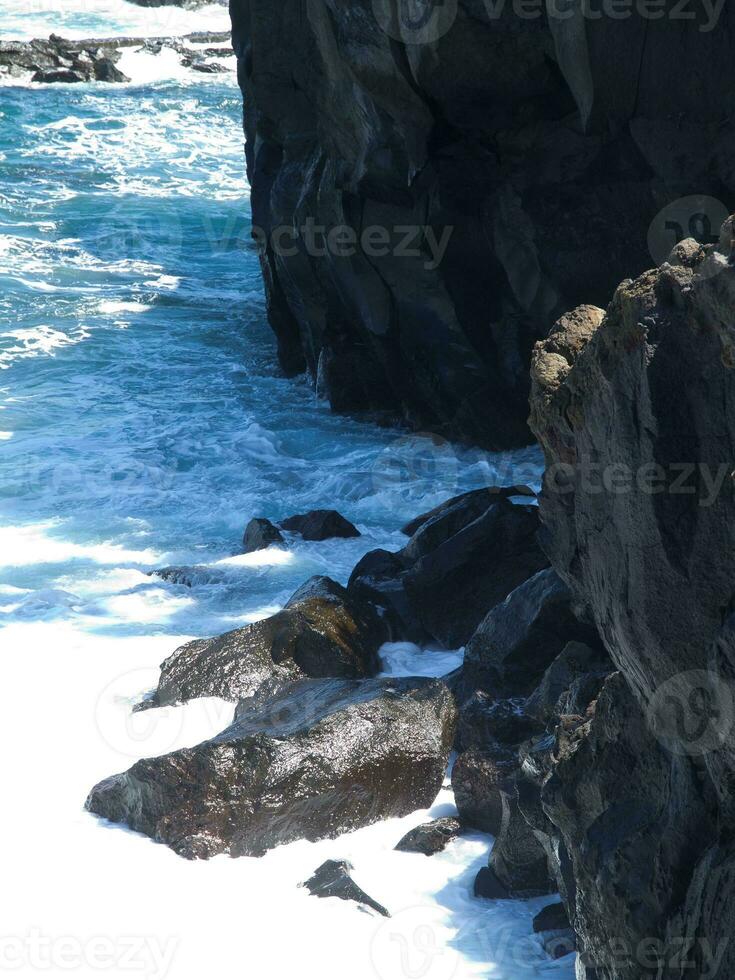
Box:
463;568;600;696
350;495;548;647
451;749;512;836
233;0;735;449
86;676;457;859
146;576;387;707
527;219;735;978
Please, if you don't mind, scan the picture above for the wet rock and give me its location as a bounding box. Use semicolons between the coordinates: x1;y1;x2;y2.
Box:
474;866;510;900
451;750;512;836
533;902;570;934
150;566;226;588
242;516;284;553
0;31;230;84
525;642;612;725
350;497;548;647
540;930;576;960
147;576;387;707
463;569;599;696
400;485;536;538
456;692;537;753
301;860;389;917
279;509;360;541
394;817;462;856
487;772;554;899
86;676;457;859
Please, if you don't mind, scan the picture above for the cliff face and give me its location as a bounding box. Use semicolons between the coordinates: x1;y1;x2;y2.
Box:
529;219;735;978
231;0;735;448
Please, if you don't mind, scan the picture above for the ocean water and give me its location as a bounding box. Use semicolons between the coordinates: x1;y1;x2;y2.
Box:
0;5;565;979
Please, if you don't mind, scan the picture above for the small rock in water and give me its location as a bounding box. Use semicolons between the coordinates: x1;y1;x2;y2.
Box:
242;517;284;553
394;817;462;856
532;902;570;933
473;866;510;900
279;509;360;541
301;860;389;917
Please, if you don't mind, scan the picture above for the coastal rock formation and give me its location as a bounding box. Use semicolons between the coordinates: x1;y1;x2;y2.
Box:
349;493;547;646
527;218;735;978
232;0;735;447
0;31;231;83
86;676;457;858
463;568;599;696
145;576;387;707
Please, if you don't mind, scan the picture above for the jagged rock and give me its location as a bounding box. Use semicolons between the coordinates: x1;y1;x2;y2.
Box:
400;485;536;537
233;0;735;448
525;641;612;725
485;771;554;899
456;692;537;753
463;569;599;696
0;31;230;84
242;516;284;552
451;750;512;836
540;930;576;961
527;219;735;978
146;576;387;707
473;866;510;900
394;817;462;856
86;676;457;859
279;509;360;541
350;496;547;647
301;860;389;917
533;902;570;934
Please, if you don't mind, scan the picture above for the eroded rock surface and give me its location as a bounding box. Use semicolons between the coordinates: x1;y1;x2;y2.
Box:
232;0;735;448
86;676;457;859
526;219;735;978
350;493;548;647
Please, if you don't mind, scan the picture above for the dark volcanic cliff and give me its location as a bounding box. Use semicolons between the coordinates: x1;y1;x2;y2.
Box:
231;0;735;448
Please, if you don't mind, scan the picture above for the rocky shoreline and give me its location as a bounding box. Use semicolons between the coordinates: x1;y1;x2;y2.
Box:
78;3;735;978
87;218;735;976
0;30;232;83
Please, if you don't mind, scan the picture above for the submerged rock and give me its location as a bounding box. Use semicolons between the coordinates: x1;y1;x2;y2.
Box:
86;676;457;859
147;576;387;707
394;817;462;856
279;509;360;541
242;516;284;553
301;860;389;917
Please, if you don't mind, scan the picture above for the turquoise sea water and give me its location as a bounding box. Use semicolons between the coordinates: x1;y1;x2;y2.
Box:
0;8;562;980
